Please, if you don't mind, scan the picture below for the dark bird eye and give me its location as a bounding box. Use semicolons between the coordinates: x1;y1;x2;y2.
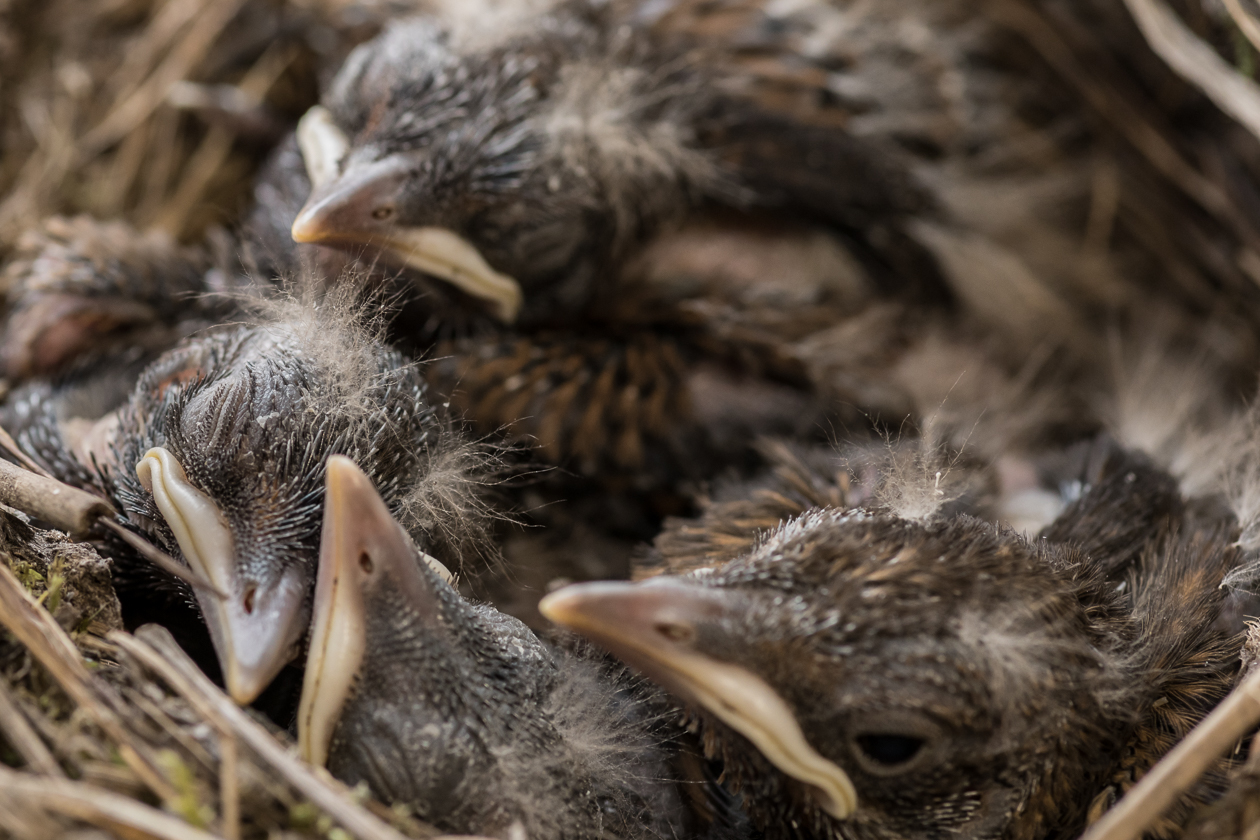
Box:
372;205;395;220
653;621;693;642
855;734;924;767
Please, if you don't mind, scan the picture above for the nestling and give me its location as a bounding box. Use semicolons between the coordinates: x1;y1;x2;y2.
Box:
2;293;493;705
543;449;1242;840
251;0;942;480
299;456;718;840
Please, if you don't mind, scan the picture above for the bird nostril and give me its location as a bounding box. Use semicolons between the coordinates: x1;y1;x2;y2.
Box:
653;622;694;643
372;205;394;221
242;585;257;615
359;552;374;574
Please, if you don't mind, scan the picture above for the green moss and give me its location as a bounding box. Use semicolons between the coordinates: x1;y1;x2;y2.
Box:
74;604;105;635
156;749;215;829
12;560;44;593
289;801;355;838
37;555;64;614
1235;26;1257;78
289;801;320;830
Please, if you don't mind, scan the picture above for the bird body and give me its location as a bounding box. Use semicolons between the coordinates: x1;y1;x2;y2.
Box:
543;447;1243;840
253;0;971;481
2;293;494;705
300;456;719;840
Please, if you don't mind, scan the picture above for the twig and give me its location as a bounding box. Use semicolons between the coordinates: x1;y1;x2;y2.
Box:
97;518;225;599
0;679;64;777
219;730;241;840
0;425;54;478
1122;0;1260;143
1081;667;1260;840
0;562;178;804
0;764;218;840
0;422;222;596
0;457;113;540
112;626;422;840
989;0;1242;232
1224;0;1260;56
158;43;296;239
81;0;250;154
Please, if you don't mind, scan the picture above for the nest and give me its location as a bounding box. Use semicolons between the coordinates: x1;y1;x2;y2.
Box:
4;0;1260;837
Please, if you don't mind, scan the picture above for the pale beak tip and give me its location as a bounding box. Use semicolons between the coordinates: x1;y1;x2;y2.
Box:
537;587;581;626
494;285;524;324
290;208;322;244
225;666;269;706
539;581;632;630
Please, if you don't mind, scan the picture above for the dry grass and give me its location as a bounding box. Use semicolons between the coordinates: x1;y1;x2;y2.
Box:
0;0;410;261
5;0;1260;837
0;444;442;838
0;3;462;836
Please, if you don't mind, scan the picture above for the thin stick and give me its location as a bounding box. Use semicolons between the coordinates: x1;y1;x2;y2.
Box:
0;764;218;840
0;457;112;539
81;0;250;154
0;563;178;804
0;423;222;595
219;730;241;840
0;679;63;777
97;518;225;598
1224;0;1260;55
990;0;1241;229
158;43;295;239
1081;667;1260;840
0;425;53;478
1122;0;1260;143
112;627;421;840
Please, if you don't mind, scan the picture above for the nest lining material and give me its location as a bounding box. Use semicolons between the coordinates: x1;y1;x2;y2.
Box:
5;0;1260;837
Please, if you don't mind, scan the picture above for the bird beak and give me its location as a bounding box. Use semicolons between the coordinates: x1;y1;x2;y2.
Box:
299;455;455;768
539;579;859;820
136;447;306;705
290;107;522;324
295;106;349;192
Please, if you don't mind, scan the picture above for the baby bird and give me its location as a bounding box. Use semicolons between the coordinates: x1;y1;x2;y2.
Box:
542;450;1243;840
2;294;489;705
250;0;938;479
281;0;923;324
298;456;715;840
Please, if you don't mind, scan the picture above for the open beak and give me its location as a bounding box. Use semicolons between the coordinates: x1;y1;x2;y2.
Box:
298;455;454;767
539;579;858;820
136;447;306;705
290;106;522;324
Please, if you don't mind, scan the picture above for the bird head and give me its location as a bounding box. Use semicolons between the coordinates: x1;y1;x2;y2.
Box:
299;456;624;833
300;457;697;838
104;319;442;705
289;12;720;324
542;509;1132;840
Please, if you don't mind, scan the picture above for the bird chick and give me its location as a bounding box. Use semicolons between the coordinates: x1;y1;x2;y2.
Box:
299;456;709;840
248;0;940;481
0;215;224;382
3;294;490;705
282;0;922;325
542;452;1242;840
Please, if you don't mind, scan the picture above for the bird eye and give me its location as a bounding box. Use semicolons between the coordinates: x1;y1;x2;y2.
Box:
846;727;939;778
855;734;924;767
653;621;693;643
372;205;395;221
